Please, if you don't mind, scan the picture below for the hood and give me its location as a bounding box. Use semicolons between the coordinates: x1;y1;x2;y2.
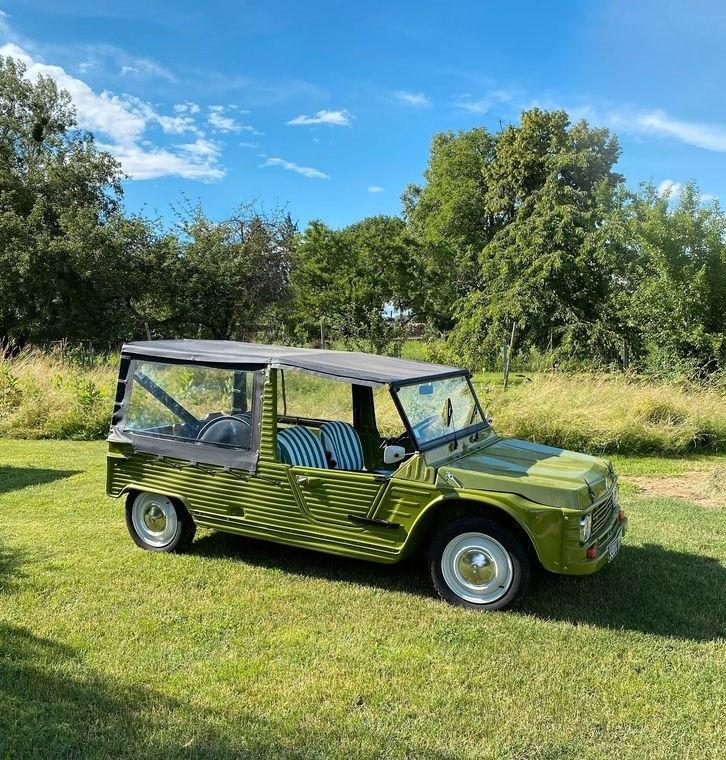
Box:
436;437;613;510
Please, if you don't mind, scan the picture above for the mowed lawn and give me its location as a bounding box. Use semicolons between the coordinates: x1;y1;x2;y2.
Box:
1;441;724;759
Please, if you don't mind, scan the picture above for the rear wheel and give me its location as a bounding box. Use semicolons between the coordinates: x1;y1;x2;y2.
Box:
428;517;529;610
125;492;196;553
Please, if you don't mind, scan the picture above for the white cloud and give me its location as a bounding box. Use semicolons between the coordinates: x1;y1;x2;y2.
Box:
452;89;516;114
208;105;241;132
208;105;261;135
368;185;384;193
628;110;726;152
262;157;330;179
99;141;224;181
239;141;260;149
392;90;430;108
657;179;682;199
0;43;222;181
116;56;175;81
287;109;352;127
573;105;726;154
174;101;200;115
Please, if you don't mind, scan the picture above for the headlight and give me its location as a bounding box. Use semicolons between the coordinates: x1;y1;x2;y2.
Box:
579;513;592;544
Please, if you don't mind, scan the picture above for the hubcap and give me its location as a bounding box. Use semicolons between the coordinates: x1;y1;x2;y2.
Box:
458;549;496;585
132;493;178;548
441;532;513;604
143;505;166;532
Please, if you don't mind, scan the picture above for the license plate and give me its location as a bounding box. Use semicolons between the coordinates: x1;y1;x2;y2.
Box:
606;530;622;563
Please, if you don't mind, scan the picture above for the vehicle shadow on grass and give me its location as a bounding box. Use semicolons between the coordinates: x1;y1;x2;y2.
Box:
0;623;458;759
191;530;433;598
0;465;80;496
518;543;726;641
192;533;725;641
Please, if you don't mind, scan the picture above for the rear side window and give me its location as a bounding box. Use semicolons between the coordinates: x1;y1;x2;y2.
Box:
123;361;260;450
277;370;353;423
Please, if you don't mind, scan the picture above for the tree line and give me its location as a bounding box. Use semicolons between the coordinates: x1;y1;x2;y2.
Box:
1;56;724;375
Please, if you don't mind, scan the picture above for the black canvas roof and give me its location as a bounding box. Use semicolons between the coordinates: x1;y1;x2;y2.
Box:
122;340;466;388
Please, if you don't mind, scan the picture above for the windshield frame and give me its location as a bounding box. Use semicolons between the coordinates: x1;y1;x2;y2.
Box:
390;372;490;452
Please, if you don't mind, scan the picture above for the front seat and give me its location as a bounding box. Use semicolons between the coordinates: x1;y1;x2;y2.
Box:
277;426;329;469
320;421;365;471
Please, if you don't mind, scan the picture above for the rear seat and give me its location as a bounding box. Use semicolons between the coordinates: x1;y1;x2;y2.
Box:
276;426;329;469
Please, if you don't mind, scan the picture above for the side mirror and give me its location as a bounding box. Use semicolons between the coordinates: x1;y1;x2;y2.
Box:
383;445;406;465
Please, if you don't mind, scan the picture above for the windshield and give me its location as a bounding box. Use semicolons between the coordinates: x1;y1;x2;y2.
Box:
395;375;487;448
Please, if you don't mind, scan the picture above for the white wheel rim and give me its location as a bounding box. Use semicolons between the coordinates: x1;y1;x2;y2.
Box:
132;493;177;548
441;532;513;604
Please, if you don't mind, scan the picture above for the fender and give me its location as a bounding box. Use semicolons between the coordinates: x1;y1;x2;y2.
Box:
405;488;562;571
115;483;194;516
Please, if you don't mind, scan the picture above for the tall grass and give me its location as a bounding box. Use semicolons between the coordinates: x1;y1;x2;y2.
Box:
0;350;116;440
1;350;724;454
478;372;726;455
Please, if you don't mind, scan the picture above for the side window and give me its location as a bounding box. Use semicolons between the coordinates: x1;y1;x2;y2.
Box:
277;371;353;423
123;361;260;450
373;387;406;439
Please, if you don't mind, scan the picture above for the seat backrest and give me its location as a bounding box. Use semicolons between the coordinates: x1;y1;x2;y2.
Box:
277;426;328;469
320;421;365;471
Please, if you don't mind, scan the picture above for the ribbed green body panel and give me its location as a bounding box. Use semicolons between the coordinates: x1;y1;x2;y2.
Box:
107;368;442;563
107;366;613;573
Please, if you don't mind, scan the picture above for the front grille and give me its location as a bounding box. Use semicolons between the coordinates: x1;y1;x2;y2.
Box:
592;491;615;537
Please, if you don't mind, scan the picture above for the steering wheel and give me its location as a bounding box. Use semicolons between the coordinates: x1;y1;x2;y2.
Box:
411;413;440;438
196;416;251;448
383;414;440;449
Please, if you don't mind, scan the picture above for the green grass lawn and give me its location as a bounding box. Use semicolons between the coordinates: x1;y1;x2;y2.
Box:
1;440;724;759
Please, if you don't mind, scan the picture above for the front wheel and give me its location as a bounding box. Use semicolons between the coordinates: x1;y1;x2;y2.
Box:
428;517;530;610
125;492;196;553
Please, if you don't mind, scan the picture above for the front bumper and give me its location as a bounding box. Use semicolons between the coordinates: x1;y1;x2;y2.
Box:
561;513;628;575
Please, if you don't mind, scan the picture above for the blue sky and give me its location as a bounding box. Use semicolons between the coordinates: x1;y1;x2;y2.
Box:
1;0;725;228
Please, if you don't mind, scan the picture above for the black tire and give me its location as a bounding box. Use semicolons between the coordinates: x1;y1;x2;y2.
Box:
428;516;530;610
125;491;196;553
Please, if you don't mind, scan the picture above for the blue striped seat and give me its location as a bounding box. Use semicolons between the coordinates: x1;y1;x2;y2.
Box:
320;421;365;471
277;426;328;469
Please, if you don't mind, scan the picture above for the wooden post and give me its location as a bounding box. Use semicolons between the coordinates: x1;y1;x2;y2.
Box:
320;318;325;349
503;322;516;390
502;338;509;389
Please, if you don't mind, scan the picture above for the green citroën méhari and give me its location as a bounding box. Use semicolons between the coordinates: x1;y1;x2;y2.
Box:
107;340;627;610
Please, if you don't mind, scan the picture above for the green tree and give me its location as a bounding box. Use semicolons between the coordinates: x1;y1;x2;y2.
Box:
290;216;419;354
625;182;726;374
0;55;125;346
406;108;625;366
151;202;297;341
402;127;497;328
